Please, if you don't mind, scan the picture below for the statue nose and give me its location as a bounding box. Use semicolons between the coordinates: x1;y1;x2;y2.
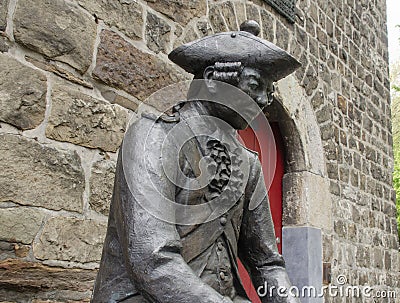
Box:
256;94;268;107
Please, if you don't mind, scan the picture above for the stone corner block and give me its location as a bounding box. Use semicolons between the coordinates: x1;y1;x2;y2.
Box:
282;226;323;303
283;171;332;231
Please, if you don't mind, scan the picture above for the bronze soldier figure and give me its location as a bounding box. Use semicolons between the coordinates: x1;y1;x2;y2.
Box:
92;21;301;303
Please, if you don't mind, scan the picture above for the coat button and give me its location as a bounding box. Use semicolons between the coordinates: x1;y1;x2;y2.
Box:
217;242;224;251
219;272;226;280
220;217;227;226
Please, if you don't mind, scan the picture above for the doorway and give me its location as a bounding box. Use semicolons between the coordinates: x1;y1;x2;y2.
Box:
237;121;285;302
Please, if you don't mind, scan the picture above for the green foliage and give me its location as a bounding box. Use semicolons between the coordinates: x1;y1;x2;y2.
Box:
393;149;400;239
390;55;400;240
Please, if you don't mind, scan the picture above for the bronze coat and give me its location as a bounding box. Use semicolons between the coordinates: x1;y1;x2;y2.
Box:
91;102;298;303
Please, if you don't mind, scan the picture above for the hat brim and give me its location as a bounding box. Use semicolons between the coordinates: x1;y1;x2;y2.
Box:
169;31;301;82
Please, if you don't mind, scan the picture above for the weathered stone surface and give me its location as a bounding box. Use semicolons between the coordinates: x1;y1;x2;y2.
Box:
246;4;261;31
145;0;206;25
145;12;171;53
283;171;332;231
0;289;91;303
13;243;30;258
77;0;142;40
0;134;84;212
13;0;96;73
0;35;10;52
26;56;93;89
0;241;30;259
0;55;47;130
173;25;199;49
31;300;89;303
100;90;139;112
89;159;116;216
33;217;106;263
209;5;227;33
93;30;188;101
0;0;8;31
219;2;237;31
260;9;276;43
234;2;246;25
46;84;128;152
0;259;96;293
0;207;46;245
196;20;212;37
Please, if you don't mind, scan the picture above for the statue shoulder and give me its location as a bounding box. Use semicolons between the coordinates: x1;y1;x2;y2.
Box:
141;111;180;123
240;145;262;177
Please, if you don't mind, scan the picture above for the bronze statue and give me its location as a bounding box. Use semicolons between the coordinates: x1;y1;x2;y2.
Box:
92;21;301;303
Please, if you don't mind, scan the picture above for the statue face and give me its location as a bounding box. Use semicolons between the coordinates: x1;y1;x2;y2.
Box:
237;67;273;109
205;67;273;130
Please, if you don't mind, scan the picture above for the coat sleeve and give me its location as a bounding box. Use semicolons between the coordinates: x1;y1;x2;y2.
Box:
114;118;233;303
238;153;300;303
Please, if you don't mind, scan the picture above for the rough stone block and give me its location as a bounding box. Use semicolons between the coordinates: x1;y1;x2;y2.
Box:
260;9;275;43
77;0;142;40
26;56;93;89
173;25;199;49
283;171;332;231
234;2;246;26
100;90;138;112
33;217;106;263
0;54;47;130
196;20;212;37
144;0;206;25
0;259;96;293
219;2;237;31
209;5;227;33
0;134;84;212
89;159;116;216
0;207;46;244
0;35;9;52
145;12;171;53
13;0;96;73
0;0;8;31
46;83;129;152
275;21;289;50
0;241;31;259
93;30;188;101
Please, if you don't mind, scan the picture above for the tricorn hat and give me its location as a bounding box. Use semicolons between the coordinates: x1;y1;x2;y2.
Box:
169;20;301;82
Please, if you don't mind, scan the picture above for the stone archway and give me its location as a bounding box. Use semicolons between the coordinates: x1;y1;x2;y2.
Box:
265;75;332;300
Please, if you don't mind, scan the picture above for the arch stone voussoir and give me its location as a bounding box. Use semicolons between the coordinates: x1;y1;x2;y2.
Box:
268;74;332;232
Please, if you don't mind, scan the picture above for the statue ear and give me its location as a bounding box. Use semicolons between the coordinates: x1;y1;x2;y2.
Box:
203;66;217;94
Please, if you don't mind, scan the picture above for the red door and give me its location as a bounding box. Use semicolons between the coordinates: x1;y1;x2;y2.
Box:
237;121;284;302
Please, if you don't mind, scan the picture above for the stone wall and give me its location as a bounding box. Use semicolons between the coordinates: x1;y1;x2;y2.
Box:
0;0;398;302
